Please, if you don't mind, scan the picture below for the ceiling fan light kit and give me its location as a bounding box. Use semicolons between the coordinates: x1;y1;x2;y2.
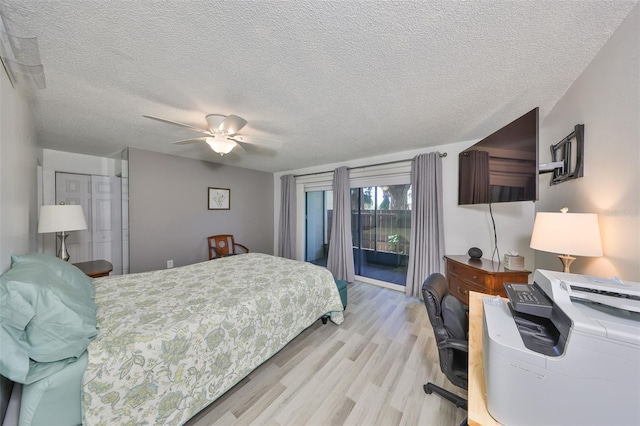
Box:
206;137;236;155
144;112;265;156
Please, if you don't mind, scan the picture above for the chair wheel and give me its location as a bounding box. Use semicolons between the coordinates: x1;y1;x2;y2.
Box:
423;384;433;394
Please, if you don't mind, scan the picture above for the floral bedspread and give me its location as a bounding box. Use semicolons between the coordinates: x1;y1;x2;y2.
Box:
82;253;343;425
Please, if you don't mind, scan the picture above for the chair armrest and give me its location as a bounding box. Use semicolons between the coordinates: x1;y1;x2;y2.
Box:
437;338;469;353
234;243;249;253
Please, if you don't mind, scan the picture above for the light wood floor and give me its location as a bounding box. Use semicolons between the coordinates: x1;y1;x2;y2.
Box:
187;281;467;426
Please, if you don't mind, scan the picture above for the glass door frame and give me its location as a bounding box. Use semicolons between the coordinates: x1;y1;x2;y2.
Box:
295;162;412;292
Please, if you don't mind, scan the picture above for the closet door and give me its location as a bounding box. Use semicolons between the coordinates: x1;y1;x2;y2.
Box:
92;176;122;274
55;173;92;263
56;173;123;274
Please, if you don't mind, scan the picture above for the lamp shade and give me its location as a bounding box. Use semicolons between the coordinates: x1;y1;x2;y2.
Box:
530;212;603;257
38;204;87;233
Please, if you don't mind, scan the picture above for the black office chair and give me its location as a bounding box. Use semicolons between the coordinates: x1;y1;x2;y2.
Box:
422;273;468;425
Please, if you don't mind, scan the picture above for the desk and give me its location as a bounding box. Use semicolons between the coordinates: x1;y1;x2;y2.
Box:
73;260;113;278
468;291;500;426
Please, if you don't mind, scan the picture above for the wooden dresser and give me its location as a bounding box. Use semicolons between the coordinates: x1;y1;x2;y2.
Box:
444;255;530;305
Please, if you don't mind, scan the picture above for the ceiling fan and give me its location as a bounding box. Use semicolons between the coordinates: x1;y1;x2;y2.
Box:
143;113;261;156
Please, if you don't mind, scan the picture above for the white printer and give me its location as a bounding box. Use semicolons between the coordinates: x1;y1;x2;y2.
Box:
483;269;640;426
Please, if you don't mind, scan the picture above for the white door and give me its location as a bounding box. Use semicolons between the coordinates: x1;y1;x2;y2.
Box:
91;176;122;274
55;173;91;263
56;173;123;274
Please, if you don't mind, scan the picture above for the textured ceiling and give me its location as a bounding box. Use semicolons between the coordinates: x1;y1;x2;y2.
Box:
1;1;637;172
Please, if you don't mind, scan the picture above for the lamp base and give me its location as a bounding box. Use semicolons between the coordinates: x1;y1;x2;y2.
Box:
56;232;70;262
557;254;576;273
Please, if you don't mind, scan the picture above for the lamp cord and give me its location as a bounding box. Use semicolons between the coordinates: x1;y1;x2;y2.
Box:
489;202;500;264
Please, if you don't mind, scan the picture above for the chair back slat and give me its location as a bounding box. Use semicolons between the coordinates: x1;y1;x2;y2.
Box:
207;234;248;259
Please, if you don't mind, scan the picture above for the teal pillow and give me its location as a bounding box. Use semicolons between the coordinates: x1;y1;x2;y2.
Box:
0;327;74;384
0;261;98;384
11;253;94;301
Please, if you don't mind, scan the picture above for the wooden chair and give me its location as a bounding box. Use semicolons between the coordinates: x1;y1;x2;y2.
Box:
207;235;249;259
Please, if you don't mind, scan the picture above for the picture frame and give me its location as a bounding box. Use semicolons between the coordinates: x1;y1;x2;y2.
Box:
208;187;230;210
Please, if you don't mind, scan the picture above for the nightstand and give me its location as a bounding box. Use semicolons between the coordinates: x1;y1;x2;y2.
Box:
73;260;113;278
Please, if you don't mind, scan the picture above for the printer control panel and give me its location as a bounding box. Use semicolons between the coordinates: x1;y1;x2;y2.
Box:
504;283;553;318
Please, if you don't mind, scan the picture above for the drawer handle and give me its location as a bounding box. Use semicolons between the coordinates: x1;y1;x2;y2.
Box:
457;287;468;295
473;275;478;279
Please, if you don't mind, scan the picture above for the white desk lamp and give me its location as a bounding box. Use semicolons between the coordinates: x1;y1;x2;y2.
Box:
530;207;603;273
38;203;87;261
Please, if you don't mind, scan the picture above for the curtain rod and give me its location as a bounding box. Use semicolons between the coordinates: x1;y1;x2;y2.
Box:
293;152;447;178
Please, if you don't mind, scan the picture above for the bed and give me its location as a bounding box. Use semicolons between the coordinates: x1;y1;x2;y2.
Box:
0;252;344;425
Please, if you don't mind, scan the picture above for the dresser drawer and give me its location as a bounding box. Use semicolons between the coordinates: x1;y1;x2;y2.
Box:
444;255;531;305
448;275;484;305
448;261;487;287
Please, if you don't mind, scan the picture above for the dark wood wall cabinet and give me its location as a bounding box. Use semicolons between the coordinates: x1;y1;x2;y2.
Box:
444;255;531;305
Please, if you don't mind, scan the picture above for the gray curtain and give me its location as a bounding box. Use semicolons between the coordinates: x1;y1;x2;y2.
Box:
278;174;296;259
327;167;355;282
405;152;445;298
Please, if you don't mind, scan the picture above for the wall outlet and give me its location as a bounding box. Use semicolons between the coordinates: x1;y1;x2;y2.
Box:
167;259;174;268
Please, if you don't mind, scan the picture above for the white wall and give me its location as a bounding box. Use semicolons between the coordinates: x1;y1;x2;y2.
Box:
42;148;116;177
537;4;639;281
274;141;536;274
0;65;40;421
0;68;40;274
442;143;536;269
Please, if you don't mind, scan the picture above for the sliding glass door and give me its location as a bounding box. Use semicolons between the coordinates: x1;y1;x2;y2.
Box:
351;185;411;285
305;184;411;286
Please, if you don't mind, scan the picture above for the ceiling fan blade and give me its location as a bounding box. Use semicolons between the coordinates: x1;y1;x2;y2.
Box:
219;115;248;135
173;136;245;155
143;115;212;135
173;137;207;145
234;140;278;157
205;114;225;132
233;143;247;155
233;135;282;149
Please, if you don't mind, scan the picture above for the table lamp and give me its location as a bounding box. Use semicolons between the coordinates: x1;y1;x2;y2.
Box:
38;203;88;261
529;207;602;273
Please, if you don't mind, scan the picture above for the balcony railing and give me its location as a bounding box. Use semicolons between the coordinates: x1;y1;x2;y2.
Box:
327;209;411;254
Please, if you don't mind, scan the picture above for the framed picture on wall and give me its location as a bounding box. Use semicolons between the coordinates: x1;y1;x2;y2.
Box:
208;187;230;210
